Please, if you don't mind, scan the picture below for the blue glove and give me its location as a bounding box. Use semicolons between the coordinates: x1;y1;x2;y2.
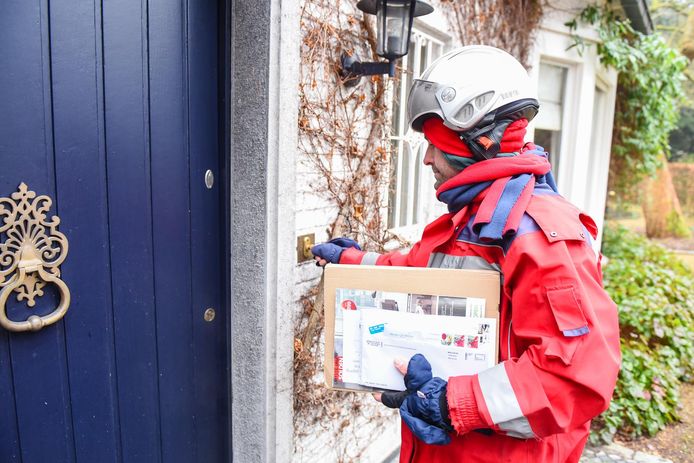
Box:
381;354;453;445
310;237;361;264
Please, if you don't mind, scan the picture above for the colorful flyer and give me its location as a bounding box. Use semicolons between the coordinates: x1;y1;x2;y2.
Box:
332;287;496;391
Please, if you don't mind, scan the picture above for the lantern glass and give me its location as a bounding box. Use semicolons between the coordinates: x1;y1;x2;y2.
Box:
376;0;413;60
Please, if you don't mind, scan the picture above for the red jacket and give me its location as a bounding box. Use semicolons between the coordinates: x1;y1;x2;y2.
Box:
339;192;621;463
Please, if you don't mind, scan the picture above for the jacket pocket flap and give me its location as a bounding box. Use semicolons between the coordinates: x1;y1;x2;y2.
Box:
545;285;589;337
545;338;582;366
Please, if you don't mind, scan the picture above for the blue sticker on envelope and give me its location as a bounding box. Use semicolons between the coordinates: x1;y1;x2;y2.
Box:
368;323;385;334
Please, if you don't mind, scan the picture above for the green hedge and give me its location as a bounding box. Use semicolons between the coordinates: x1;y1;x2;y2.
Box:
593;225;694;442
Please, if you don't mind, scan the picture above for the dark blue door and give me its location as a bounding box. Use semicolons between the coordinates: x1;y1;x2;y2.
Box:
0;1;229;462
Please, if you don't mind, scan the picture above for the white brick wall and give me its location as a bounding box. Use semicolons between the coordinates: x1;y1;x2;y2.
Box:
291;326;402;463
294;411;400;463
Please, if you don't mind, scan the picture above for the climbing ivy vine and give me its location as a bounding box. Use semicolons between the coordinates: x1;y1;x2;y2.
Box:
566;2;688;194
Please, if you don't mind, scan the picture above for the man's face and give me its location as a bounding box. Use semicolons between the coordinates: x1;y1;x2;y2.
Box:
423;143;462;190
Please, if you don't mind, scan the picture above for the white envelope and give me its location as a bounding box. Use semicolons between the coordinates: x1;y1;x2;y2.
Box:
359;309;497;390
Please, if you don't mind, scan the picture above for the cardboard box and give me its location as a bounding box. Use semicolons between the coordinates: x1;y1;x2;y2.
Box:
323;264;501;392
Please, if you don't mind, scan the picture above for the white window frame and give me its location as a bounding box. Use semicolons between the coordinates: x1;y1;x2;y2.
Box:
530;18;618;251
584;75;617;251
534;61;566;181
532;57;579;192
529;27;586;200
387;28;448;237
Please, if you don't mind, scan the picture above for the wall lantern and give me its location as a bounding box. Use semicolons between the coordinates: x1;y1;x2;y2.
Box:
341;0;434;86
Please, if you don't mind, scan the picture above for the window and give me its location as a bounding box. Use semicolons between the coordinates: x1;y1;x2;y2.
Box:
534;62;568;183
388;31;444;229
585;80;615;251
589;86;607;160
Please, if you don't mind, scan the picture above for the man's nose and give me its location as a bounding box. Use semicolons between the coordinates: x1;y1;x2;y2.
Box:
423;144;434;165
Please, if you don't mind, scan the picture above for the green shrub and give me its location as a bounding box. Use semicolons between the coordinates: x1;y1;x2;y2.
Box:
593;225;694;442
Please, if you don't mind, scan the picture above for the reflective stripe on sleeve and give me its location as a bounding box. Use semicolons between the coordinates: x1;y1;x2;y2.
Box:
478;363;525;424
498;417;535;439
478;364;536;438
427;253;501;272
360;252;381;265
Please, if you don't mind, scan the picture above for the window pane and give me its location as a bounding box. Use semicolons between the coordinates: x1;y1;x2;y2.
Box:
539;63;566;103
590;86;606;154
419;41;428;76
387;140;400;229
535;128;562;181
391;60;403;135
413;145;423;223
537;102;562;131
535;62;568;185
387;31;443;229
431;43;442;62
398;143;411;227
587;86;607;200
405;38;415;110
534;63;567;132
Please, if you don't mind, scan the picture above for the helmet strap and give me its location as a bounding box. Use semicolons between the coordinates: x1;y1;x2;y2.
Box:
456;99;539;161
459;119;513;161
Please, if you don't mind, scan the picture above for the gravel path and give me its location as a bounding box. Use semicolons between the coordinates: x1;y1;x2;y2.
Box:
580;443;673;463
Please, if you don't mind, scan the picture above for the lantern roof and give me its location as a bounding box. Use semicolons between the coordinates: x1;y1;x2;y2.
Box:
356;0;434;17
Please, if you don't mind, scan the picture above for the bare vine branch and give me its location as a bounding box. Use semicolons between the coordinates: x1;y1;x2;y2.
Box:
294;0;404;453
439;0;543;69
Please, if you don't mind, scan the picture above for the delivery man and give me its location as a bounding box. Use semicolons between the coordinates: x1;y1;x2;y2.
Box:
311;46;620;463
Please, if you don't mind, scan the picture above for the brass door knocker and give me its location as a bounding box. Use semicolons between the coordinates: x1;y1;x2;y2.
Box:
0;183;70;332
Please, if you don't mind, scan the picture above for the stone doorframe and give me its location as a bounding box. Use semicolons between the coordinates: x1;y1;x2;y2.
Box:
229;0;299;461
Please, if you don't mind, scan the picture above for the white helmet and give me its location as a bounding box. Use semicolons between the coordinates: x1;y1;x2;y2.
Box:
407;45;539;139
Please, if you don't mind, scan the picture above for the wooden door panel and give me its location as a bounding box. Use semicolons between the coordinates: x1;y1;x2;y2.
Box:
148;0;197;461
0;1;228;462
49;0;121;461
101;1;163;461
0;1;75;462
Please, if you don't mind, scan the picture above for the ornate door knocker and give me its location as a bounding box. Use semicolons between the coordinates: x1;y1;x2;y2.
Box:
0;183;70;332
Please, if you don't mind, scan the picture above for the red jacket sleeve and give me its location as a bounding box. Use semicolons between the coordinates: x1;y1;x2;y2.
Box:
447;231;621;439
338;242;423;266
338;210;465;267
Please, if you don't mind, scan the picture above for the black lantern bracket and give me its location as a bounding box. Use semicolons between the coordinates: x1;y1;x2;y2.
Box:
339;0;434;87
340;53;396;87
